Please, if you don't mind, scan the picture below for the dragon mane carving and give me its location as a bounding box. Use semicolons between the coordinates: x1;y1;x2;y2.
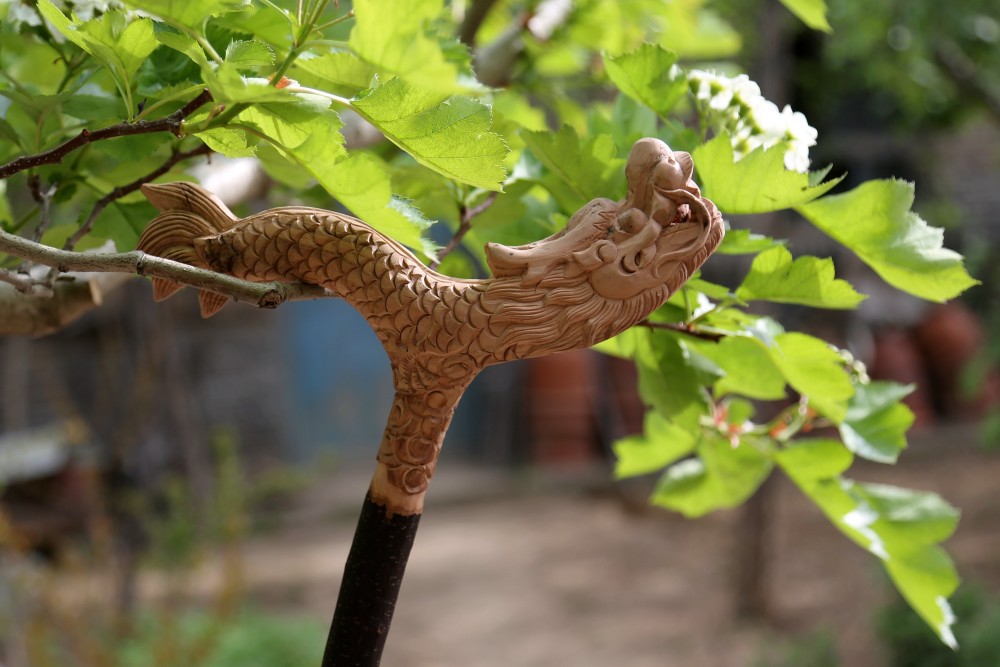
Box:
137;138;724;515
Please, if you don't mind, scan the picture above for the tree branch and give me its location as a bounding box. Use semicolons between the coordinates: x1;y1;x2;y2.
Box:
429;192;498;270
27;174;56;242
0;227;330;315
63;143;215;251
638;319;725;341
0;273;128;336
459;0;501;46
0;268;41;294
0;90;213;180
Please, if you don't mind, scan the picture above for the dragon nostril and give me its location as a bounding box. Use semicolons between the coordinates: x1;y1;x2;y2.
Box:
598;242;617;262
617;209;648;235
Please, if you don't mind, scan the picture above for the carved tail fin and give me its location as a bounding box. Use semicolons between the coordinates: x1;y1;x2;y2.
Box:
138;182;238;317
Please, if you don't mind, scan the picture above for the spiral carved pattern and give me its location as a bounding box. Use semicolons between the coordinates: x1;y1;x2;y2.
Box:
138;138;725;514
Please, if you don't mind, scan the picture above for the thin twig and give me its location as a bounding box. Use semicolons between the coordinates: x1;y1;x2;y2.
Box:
0;268;39;294
459;0;501;45
0;90;213;180
63;144;215;251
27;174;57;242
638;319;725;341
429;192;498;270
0;227;330;309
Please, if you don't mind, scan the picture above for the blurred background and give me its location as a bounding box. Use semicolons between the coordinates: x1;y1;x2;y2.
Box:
2;0;1000;665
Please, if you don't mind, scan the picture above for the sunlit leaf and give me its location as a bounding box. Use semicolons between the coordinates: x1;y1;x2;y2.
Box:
320;153;437;259
839;382;915;463
690;336;787;401
521;125;625;212
777;461;960;649
37;2;157;116
778;0;832;32
657;2;741;58
349;0;481;93
613;411;697;478
771;332;854;422
604;44;687;118
717;229;784;255
736;246;866;309
291;52;377;96
224;39;275;70
693;134;842;214
774;439;853;483
352;78;509;191
154;27;211;69
652;434;772;517
195;127;256;157
798;179;979;302
123;0;251;30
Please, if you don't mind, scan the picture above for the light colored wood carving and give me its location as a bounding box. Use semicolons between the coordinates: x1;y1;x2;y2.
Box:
137;138;725;516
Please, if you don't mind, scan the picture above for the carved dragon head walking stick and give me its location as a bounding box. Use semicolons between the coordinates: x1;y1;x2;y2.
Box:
137;137;724;665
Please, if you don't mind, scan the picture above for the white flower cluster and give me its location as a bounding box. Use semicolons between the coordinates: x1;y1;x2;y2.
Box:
688;69;818;173
3;0;122;26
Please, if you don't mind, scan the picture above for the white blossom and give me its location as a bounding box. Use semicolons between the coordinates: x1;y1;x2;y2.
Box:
687;69;819;173
3;0;47;26
70;0;120;21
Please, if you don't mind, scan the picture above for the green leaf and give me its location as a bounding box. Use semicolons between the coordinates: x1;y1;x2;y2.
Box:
774;439;853;484
91;200;159;250
235;103;338;149
62;93;127;122
693;134;843;214
608;94;658;152
735;246;866;309
613;411;697;478
771;332;854;422
798;180;979;302
717;229;783;255
693;336;787;401
39;4;155;80
235;100;346;181
521;125;625;212
858;483;960;546
652;434;772;517
351;78;509;191
604;43;687;118
291;52;377;95
349;0;478;94
154;27;211;69
93;134;165;162
839;381;915;463
778;0;832;32
321;153;437;260
204;64;304;104
637;333;709;430
37;3;157;116
657;3;741;58
778;466;960;649
123;0;251;30
224;39;275;70
195;128;256;157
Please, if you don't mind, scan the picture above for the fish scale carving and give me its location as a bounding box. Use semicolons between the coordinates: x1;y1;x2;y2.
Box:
137;138;725;515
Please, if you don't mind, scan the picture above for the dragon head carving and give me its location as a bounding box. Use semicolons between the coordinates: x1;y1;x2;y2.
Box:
485;138;723;301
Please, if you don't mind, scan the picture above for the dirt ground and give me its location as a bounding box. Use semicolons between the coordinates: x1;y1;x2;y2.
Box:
226;422;1000;667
